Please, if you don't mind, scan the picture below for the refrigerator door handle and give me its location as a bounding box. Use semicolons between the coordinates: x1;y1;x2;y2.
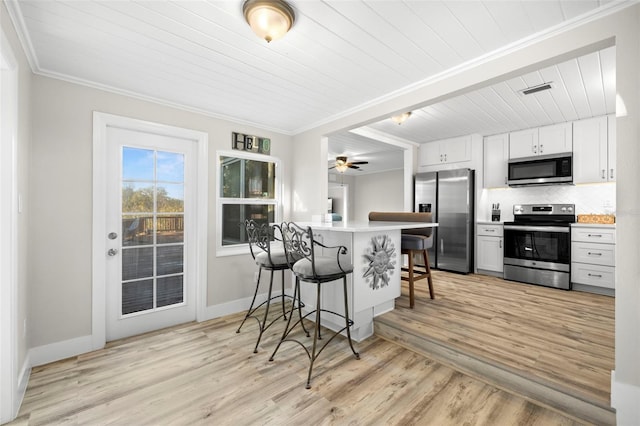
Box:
440;238;444;254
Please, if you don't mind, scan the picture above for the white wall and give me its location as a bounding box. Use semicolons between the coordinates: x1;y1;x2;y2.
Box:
28;75;293;348
352;170;404;221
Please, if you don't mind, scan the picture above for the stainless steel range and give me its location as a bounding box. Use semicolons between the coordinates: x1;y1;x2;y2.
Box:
503;204;575;290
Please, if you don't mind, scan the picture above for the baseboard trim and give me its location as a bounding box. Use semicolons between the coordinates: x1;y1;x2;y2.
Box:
611;370;640;425
29;335;94;367
29;292;281;366
572;283;615;297
199;290;284;322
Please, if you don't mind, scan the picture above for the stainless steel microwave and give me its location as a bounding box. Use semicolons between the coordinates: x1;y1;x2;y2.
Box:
507;152;572;186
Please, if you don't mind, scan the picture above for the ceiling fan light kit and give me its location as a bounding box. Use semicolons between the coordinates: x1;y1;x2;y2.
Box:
243;0;295;43
330;155;368;173
391;111;412;125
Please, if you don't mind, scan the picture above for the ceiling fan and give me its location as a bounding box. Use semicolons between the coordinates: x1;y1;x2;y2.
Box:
329;155;368;172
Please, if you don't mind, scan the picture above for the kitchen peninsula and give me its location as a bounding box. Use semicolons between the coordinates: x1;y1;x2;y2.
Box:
295;220;438;341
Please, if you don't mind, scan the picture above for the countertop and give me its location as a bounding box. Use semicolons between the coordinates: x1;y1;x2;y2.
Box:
296;220;438;233
571;222;616;228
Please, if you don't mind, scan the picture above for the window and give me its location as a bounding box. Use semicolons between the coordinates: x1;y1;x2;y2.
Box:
217;151;280;254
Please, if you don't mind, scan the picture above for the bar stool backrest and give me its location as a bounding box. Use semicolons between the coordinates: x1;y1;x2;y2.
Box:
278;221;314;270
279;222;351;281
245;220;278;265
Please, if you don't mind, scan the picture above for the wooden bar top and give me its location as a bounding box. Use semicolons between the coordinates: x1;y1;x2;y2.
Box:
294;220;438;233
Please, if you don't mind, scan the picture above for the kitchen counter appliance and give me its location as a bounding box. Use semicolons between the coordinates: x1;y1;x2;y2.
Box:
507;152;572;186
503;204;575;289
414;169;474;273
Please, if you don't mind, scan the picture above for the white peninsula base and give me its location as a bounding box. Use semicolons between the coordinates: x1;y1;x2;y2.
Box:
295;220;437;342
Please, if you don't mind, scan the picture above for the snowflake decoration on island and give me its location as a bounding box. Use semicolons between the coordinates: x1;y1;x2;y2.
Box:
363;235;396;290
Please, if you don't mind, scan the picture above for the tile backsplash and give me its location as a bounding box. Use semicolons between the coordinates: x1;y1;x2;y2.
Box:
478;183;616;222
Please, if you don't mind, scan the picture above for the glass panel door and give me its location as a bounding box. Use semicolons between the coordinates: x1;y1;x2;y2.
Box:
105;124;196;341
120;147;185;316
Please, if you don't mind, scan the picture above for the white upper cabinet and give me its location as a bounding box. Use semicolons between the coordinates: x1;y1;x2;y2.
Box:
573;115;610;184
538;122;573;155
483;133;509;188
419;135;472;166
508;128;538;159
508;123;572;159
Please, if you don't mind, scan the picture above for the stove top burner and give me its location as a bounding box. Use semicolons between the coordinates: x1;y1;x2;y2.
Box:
510;203;575;225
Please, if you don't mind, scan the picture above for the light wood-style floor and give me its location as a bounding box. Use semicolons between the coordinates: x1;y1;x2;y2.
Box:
376;270;615;425
11;304;585;425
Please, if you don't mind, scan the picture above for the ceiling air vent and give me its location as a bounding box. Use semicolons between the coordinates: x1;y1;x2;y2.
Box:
519;82;554;96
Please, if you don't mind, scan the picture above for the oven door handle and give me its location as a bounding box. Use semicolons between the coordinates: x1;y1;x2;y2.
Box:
503;225;570;233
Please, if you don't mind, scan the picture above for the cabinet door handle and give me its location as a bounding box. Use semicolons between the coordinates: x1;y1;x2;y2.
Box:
610;168;614;179
539;144;543;153
440;154;443;162
533;145;537;154
588;234;603;238
444;153;447;162
602;169;606;179
587;273;603;278
485;229;495;232
499;240;502;249
587;252;603;256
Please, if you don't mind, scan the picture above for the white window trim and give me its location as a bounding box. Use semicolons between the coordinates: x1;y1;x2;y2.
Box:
216;150;282;257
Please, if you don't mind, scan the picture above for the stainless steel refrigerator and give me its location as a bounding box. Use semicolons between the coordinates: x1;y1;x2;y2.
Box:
414;169;474;273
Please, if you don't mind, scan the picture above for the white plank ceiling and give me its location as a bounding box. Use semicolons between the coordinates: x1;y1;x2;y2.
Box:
6;0;625;174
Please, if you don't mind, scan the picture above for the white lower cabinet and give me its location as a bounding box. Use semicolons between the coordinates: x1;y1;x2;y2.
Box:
571;225;616;295
571;263;615;289
476;223;503;274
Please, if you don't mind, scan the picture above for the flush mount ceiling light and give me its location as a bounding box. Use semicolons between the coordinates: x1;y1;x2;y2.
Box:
243;0;295;43
391;111;412;125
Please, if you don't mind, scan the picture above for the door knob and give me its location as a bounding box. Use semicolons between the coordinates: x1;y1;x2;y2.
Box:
108;232;118;240
108;248;119;256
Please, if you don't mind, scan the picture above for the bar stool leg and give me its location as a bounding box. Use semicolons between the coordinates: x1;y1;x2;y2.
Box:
407;250;416;309
295;279;310;337
237;266;263;333
269;277;300;362
280;269;287;320
306;283;323;389
423;250;434;299
253;269;275;353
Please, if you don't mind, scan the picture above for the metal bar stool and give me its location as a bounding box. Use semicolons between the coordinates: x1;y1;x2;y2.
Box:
368;212;434;308
269;222;360;389
236;220;307;353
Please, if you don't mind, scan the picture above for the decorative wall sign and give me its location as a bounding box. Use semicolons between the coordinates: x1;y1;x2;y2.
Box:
362;235;396;290
232;132;271;155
